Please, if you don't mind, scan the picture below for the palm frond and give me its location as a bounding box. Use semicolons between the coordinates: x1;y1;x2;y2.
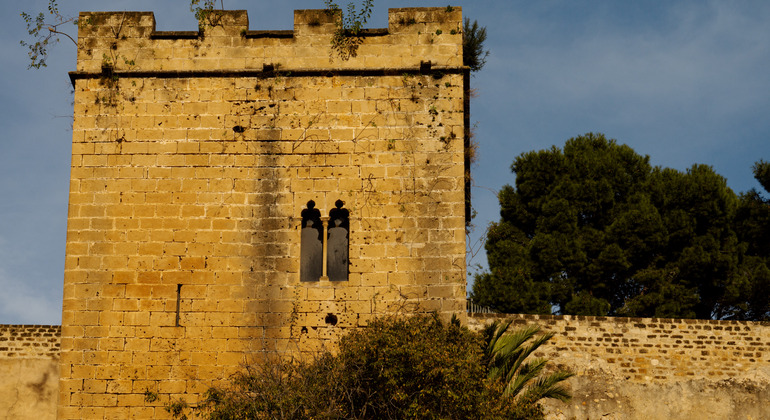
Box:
503;358;547;397
520;370;575;402
484;321;574;404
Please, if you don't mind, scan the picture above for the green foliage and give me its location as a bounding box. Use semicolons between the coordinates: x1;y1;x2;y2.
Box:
190;354;343;419
334;314;493;419
752;160;770;193
324;0;374;60
736;162;770;259
463;18;489;72
143;389;159;403
20;0;77;69
733;160;770;320
474;133;769;320
20;1;222;69
190;0;224;29
173;314;569;419
166;399;190;420
482;321;573;404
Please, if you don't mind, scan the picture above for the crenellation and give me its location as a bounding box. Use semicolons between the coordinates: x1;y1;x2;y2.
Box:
74;9;462;76
60;6;468;417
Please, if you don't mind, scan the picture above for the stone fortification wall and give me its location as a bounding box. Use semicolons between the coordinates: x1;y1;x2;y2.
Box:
73;8;464;73
469;314;770;420
5;313;770;420
0;325;60;420
62;8;468;418
0;325;60;359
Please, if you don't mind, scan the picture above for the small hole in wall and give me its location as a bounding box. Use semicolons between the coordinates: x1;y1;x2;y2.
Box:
233;125;245;133
301;326;308;334
325;313;338;326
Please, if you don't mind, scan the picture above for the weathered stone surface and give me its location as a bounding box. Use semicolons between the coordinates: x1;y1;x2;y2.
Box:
0;359;59;420
545;375;770;420
6;311;770;419
61;7;468;418
469;314;770;419
0;325;60;420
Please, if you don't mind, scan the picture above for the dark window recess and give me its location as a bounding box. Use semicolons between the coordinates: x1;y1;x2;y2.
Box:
300;200;323;282
175;284;182;327
327;200;349;282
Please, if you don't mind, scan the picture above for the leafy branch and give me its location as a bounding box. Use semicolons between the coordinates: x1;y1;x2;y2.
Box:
190;0;225;29
20;0;77;69
463;18;489;73
20;1;228;69
324;0;374;60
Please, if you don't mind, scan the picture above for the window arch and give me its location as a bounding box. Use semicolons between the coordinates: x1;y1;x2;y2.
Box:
300;200;323;282
299;199;350;282
327;200;349;282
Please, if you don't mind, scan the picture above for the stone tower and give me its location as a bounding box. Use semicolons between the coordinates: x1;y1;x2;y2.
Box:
59;7;468;418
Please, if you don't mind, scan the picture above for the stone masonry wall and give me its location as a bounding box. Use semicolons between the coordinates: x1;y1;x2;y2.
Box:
5;314;770;419
61;8;468;419
0;325;60;359
0;325;60;420
469;314;770;420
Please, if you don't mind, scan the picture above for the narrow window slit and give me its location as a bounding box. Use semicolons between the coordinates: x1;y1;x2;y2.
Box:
328;200;349;282
175;284;182;327
300;200;323;282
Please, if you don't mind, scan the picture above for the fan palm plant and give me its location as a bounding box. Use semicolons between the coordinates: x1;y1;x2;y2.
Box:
481;320;574;404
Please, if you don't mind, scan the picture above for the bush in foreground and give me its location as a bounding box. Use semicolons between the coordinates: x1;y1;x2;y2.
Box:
170;314;571;419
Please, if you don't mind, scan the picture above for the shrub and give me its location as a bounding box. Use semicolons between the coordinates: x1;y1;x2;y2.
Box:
175;314;569;419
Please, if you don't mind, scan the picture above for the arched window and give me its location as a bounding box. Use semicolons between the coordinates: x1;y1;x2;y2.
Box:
300;200;323;282
299;199;349;282
327;200;349;282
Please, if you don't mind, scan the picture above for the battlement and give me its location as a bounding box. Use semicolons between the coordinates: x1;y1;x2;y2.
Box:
74;8;464;74
61;6;469;417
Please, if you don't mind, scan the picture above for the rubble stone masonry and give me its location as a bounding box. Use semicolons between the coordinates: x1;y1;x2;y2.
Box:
5;314;770;419
469;314;770;420
60;8;468;418
0;325;60;359
0;325;60;419
41;6;769;419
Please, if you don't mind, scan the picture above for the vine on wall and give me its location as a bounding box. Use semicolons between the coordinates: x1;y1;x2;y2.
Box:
323;0;374;60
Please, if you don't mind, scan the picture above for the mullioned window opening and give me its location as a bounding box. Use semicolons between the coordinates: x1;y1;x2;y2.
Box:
300;199;349;282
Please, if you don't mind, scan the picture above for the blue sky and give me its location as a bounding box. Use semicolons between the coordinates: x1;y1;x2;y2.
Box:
1;0;768;324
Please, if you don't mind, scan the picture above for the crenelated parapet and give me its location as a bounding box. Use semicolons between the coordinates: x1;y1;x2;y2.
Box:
61;7;469;417
74;8;464;74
